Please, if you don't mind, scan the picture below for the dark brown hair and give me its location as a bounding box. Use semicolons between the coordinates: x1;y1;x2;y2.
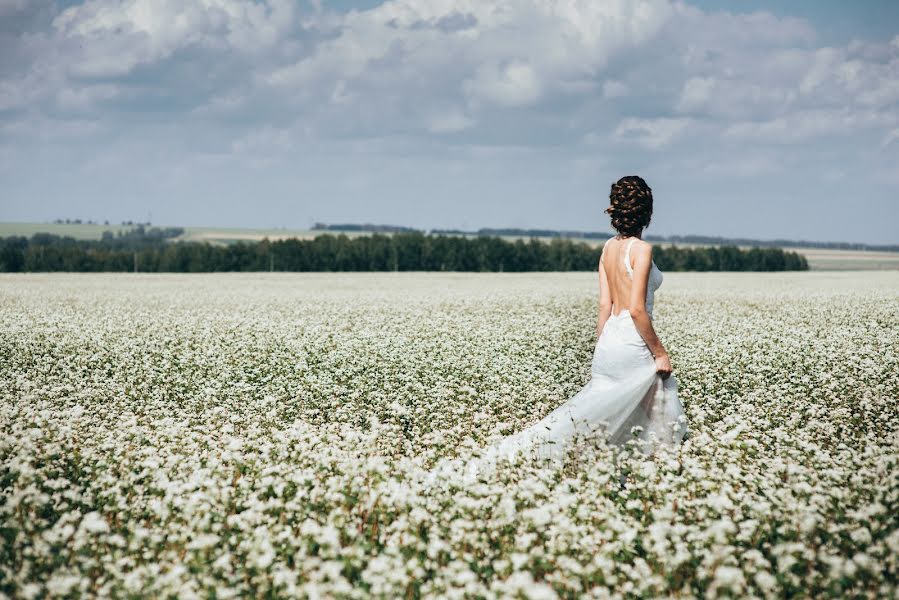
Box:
605;175;653;236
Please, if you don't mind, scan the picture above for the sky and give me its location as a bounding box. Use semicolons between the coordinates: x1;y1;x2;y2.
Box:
0;0;897;244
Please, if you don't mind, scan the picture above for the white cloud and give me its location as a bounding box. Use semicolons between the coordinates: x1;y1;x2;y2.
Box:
0;0;39;16
723;109;894;144
52;0;296;77
427;109;475;134
464;60;542;108
230;124;297;156
0;0;897;243
674;75;799;120
262;0;672;117
676;77;714;112
0;113;103;140
601;80;629;98
797;44;899;108
3;0;896;154
614;117;693;149
191;90;245;117
56;83;120;111
699;155;782;178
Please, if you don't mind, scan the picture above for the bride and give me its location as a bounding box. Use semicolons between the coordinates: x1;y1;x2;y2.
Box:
467;175;690;475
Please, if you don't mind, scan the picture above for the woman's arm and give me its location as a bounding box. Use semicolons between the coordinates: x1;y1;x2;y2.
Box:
627;243;672;377
596;254;612;337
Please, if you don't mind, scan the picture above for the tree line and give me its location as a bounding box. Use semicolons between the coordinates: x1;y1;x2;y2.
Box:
0;231;808;272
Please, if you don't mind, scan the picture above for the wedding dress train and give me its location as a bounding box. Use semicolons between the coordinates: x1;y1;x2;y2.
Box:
467;238;690;475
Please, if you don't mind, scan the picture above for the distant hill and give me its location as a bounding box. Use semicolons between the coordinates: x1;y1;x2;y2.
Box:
350;224;899;253
312;222;420;234
3;220;894;252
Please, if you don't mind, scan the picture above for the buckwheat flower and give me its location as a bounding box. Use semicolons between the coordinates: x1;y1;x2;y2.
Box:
3;271;897;597
886;529;899;555
45;574;81;596
122;569;145;594
754;570;777;593
522;505;553;527
526;583;559;600
19;583;41;600
80;511;109;534
850;527;872;545
852;552;874;572
318;524;340;548
706;493;734;512
187;534;220;550
712;565;745;589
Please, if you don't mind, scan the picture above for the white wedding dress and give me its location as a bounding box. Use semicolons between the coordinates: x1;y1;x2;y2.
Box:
469;238;690;473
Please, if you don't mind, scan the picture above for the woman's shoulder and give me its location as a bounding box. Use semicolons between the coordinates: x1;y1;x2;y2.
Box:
626;239;658;270
629;237;654;254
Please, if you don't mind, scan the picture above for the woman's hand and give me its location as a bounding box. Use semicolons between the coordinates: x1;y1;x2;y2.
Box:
654;352;672;380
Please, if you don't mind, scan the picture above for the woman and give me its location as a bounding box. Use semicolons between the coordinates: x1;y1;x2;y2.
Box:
472;175;690;472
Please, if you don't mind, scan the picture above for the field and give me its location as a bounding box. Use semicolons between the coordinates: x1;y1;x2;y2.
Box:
778;248;899;271
3;221;897;271
0;222;325;244
1;271;897;598
0;222;140;240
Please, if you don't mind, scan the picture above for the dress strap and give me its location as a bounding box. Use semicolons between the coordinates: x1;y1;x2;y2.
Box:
600;237;613;264
623;238;636;278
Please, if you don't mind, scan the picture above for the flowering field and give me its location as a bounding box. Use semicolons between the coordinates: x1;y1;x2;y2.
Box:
1;271;897;599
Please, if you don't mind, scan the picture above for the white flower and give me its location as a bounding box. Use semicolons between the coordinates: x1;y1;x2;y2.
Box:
713;565;745;588
187;534;220;550
2;271;895;598
46;575;81;596
80;512;109;534
754;570;777;592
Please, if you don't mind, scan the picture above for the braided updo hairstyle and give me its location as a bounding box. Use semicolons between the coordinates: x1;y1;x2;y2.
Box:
605;175;653;237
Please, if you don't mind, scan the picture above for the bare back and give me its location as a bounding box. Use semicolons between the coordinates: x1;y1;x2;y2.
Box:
601;236;644;317
595;232;667;364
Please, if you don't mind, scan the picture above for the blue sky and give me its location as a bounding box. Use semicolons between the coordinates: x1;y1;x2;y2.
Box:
1;0;897;244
